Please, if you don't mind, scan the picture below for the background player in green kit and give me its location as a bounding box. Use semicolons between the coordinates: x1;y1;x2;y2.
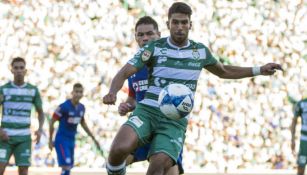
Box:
0;57;45;175
103;2;283;175
291;97;307;175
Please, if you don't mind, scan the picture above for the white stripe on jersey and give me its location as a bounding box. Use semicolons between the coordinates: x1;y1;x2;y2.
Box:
301;135;307;141
2;116;31;124
153;47;207;60
3;102;33;110
147;86;162;96
153;67;201;80
3;128;31;136
140;99;159;108
301;125;307;132
3;88;35;96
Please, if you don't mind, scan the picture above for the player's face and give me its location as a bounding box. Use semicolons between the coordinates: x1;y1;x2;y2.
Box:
72;87;83;102
135;24;160;47
11;61;26;82
167;13;191;46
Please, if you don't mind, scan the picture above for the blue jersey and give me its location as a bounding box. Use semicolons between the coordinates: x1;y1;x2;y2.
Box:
128;66;148;102
53;99;85;140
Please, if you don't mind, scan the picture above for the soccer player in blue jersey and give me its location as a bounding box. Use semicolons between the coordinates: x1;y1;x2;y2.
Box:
49;83;101;175
103;2;282;175
117;16;184;175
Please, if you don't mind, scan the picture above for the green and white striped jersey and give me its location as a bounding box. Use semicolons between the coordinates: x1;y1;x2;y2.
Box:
294;98;307;141
128;37;217;108
0;82;42;137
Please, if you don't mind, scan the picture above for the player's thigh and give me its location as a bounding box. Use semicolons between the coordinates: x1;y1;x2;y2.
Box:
0;140;13;164
149;118;187;163
125;104;156;145
297;140;307;167
14;139;31;166
166;165;179;175
54;141;74;167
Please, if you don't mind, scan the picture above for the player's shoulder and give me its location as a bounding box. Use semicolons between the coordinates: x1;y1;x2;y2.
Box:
25;82;39;90
0;81;12;88
189;39;208;49
143;37;168;49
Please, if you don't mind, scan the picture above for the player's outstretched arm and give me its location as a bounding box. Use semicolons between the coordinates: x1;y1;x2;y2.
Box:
35;107;45;144
205;62;282;79
290;117;298;153
48;117;57;151
80;118;101;151
103;64;138;105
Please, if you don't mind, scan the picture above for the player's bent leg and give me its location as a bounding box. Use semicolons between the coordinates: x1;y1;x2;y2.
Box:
18;166;28;175
147;153;173;175
165;165;179;175
0;162;7;175
107;125;138;175
108;125;138;164
125;155;135;165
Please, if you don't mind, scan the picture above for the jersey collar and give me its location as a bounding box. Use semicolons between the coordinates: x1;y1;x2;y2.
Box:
11;81;27;88
167;37;190;49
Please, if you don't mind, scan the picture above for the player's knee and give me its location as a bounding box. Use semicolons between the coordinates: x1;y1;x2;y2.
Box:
148;153;174;174
18;166;29;175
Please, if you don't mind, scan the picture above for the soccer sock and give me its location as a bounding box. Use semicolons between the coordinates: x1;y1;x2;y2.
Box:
61;169;70;175
106;161;126;175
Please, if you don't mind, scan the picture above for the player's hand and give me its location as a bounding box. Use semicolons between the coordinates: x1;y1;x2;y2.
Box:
48;140;54;151
0;129;9;141
35;129;43;144
118;103;134;116
260;63;283;75
103;92;117;105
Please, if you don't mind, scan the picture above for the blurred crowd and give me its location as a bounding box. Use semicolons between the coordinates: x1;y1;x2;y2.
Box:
0;0;306;172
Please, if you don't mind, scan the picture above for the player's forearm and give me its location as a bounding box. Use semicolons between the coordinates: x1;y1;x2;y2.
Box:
219;65;254;79
49;126;54;142
37;110;45;131
109;64;138;94
290;120;297;141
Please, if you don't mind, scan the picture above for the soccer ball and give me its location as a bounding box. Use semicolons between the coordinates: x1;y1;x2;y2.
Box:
158;83;194;120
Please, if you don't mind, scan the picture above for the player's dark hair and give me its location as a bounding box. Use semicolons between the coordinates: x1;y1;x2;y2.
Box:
73;83;83;90
168;2;192;19
135;16;159;32
11;57;26;66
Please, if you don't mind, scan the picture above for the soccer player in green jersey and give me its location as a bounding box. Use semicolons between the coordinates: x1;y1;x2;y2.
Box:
0;57;45;175
291;97;307;175
103;2;282;175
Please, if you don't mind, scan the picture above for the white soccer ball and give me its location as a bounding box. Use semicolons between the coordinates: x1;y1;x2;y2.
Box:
158;83;194;120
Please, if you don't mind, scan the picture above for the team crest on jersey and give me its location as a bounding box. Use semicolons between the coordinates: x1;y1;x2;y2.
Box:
141;50;151;61
192;49;200;59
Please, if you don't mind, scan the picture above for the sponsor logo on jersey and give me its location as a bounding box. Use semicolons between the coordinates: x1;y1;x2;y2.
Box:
192;49;200;59
160;48;167;55
157;56;167;64
188;62;201;67
129;116;143;128
68;117;81;124
0;149;7;158
21;149;31;157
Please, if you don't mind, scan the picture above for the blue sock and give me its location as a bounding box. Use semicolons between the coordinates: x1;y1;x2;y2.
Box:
61;169;70;175
106;161;126;175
